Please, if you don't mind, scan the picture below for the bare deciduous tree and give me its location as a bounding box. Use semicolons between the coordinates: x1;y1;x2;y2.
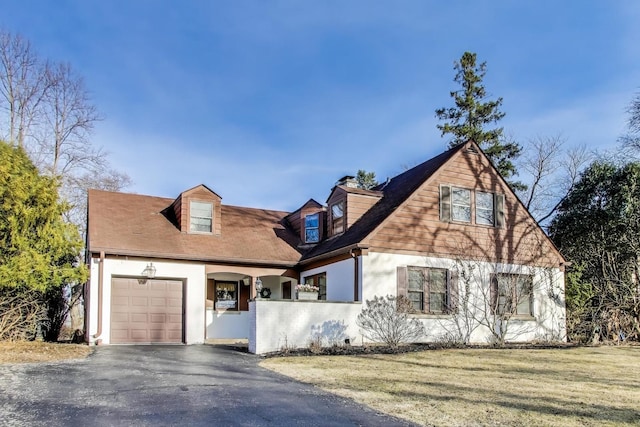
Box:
516;135;592;226
0;29;130;233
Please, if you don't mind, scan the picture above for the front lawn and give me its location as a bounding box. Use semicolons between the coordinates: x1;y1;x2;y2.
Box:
261;346;640;426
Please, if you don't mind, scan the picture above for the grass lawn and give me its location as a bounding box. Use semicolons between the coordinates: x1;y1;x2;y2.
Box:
261;346;640;426
0;341;92;364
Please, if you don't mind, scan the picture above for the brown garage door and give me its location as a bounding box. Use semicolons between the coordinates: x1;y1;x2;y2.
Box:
111;278;183;344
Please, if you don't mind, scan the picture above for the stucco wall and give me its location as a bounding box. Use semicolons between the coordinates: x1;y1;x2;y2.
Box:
87;257;206;345
361;252;567;343
206;309;250;339
249;300;363;354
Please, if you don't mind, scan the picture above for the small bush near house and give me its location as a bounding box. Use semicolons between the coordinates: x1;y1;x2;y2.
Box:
356;295;425;350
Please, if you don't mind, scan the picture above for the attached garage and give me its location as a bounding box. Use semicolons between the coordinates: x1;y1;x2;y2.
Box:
110;278;184;344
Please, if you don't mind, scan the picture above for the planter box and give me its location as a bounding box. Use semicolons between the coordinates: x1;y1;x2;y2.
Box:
297;291;319;300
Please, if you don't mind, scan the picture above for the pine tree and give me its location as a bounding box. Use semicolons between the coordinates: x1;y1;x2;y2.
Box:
436;52;524;189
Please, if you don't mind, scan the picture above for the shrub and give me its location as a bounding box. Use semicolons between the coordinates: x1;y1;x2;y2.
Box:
356;295;425;350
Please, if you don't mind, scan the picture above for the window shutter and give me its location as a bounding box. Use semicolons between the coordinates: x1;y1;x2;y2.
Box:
495;194;505;228
423;268;430;313
447;270;459;313
397;266;408;297
489;274;497;314
440;185;451;222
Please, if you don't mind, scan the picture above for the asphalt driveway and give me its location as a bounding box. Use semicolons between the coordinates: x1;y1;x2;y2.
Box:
0;345;414;426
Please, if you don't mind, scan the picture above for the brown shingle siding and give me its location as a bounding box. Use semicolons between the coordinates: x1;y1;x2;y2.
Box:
366;144;563;267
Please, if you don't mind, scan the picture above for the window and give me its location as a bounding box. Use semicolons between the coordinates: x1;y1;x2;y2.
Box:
190;201;212;233
440;185;504;227
451;188;471;222
490;274;533;316
402;267;457;314
304;272;326;300
215;281;238;310
331;202;344;235
476;191;494;225
304;213;320;243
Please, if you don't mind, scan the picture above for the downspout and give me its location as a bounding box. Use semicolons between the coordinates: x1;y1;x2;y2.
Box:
92;251;105;344
351;249;360;302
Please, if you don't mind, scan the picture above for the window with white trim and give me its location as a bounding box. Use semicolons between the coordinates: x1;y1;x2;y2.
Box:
304;213;320;243
190;201;213;233
475;191;495;225
331;201;345;235
451;188;471;222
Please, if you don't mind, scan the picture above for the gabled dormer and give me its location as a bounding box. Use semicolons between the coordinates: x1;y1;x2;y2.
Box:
326;176;382;237
170;184;222;235
285;199;325;244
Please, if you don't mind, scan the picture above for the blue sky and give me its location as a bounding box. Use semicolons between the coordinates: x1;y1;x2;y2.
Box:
2;1;639;211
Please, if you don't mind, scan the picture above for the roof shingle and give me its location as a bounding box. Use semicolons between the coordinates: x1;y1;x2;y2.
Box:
88;190;302;265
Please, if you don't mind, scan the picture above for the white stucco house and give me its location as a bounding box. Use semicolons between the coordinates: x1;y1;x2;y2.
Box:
85;141;567;354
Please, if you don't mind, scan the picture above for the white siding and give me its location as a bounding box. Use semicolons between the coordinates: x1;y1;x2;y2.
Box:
301;258;356;301
87;257;206;345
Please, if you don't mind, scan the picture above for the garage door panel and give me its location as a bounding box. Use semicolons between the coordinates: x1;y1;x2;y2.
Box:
130;313;148;323
111;278;183;344
150;297;168;306
167;314;182;323
167;331;182;340
149;313;166;323
131;297;149;307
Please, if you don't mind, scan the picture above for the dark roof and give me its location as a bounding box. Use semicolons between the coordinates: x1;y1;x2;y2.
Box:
300;144;464;262
87;190;302;265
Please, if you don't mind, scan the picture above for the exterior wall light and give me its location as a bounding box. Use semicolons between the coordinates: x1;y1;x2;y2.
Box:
142;263;156;279
255;277;263;298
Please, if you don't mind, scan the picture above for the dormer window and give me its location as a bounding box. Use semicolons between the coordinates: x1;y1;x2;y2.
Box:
304;213;320;243
190;201;213;233
331;201;345;235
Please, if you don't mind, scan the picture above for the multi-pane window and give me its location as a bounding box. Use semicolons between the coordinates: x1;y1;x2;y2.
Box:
491;274;533;316
407;267;452;313
305;213;320;243
304;273;327;300
476;191;495;225
428;269;447;312
190;201;212;233
451;188;471;222
440;185;504;227
331;202;345;235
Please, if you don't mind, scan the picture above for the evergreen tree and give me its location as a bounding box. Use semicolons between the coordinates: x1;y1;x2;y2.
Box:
436;52;523;189
549;160;640;343
356;169;379;190
0;140;86;292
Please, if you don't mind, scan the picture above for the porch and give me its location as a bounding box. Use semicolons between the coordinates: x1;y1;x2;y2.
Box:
205;265;300;340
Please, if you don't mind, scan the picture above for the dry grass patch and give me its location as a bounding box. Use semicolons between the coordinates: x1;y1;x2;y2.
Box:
261;346;640;426
0;341;92;364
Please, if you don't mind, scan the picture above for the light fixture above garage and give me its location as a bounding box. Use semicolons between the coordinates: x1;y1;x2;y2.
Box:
142;263;156;279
